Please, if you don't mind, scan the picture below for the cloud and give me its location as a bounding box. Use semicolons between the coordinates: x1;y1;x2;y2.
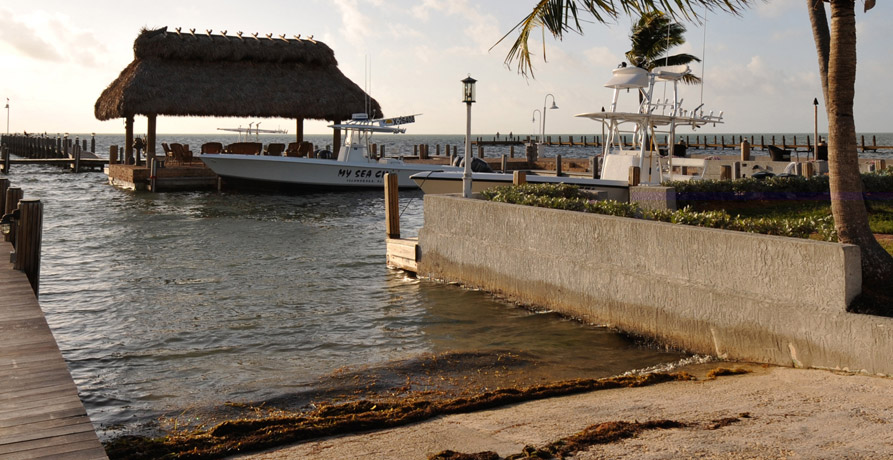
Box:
0;8;108;66
584;46;622;68
332;0;374;48
0;8;63;61
754;0;801;19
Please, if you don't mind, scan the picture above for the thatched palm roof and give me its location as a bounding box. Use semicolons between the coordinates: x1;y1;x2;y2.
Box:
95;27;382;121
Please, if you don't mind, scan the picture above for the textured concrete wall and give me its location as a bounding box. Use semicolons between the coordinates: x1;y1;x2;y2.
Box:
418;195;893;376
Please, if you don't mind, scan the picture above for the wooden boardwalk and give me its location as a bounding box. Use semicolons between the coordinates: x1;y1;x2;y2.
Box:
0;241;107;460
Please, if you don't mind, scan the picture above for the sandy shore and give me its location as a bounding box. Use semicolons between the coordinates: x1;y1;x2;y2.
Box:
235;364;893;459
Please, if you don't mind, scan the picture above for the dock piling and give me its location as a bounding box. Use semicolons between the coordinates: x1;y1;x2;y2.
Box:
628;166;641;186
384;173;400;239
13;198;42;295
513;171;527;185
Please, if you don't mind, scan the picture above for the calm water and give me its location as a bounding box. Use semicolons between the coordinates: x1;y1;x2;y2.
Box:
8;154;688;440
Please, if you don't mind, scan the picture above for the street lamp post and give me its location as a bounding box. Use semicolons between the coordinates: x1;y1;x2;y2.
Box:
462;75;477;198
813;98;819;161
542;93;558;142
531;109;541;142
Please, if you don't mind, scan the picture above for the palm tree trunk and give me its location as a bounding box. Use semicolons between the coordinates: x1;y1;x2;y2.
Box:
827;0;893;306
807;0;830;106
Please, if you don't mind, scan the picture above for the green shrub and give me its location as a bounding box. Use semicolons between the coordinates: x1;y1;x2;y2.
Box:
481;184;838;241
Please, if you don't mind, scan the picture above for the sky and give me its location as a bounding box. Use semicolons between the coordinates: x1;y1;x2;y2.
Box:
1;0;891;136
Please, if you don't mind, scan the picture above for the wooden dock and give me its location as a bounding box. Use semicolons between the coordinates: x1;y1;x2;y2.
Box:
0;240;107;459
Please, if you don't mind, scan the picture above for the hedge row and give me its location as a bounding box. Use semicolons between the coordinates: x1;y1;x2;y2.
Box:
481;184;838;241
667;166;893;204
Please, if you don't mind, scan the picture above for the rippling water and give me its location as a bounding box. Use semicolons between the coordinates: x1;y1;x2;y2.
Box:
6;160;688;439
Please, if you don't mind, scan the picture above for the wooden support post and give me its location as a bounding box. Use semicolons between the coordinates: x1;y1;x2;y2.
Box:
91;135;96;153
1;146;8;174
720;165;732;180
478;145;484;158
4;187;23;243
109;145;118;165
501;154;507;172
733;161;741;179
628;166;641;186
125;115;134;165
73;143;81;173
296;118;304;143
436;144;441;156
147;114;157;160
414;145;418;156
384;173;400;239
556;154;562;176
0;178;8;212
13;199;42;295
381;145;386;157
861;135;866;152
741;139;751;161
513;170;527;185
589;156;599;179
510;145;514;158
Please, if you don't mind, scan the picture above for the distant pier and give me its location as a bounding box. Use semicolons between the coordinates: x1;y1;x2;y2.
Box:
473;134;893;153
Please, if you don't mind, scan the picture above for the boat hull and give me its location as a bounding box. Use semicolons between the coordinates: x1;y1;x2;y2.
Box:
198;154;457;189
410;171;630;201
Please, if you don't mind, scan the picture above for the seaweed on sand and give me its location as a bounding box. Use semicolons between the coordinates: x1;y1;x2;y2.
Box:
104;372;695;459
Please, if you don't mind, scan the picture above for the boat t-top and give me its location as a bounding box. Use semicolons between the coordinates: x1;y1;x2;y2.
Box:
198;113;461;189
576;64;723;183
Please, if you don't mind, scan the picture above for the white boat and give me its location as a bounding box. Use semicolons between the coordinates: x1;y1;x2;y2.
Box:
199;114;460;189
411;64;723;195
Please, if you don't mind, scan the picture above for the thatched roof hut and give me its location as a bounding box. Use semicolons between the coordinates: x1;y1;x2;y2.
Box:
95;27;381;121
96;27;381;158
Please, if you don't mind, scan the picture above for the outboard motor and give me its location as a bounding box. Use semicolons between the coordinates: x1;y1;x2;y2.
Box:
452;155;493;173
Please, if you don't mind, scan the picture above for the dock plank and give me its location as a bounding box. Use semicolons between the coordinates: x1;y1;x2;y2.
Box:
0;241;107;459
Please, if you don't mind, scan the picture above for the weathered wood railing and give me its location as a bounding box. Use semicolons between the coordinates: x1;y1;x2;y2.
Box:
1;177;43;295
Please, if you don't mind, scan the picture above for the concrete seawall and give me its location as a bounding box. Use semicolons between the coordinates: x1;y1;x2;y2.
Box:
417;194;893;376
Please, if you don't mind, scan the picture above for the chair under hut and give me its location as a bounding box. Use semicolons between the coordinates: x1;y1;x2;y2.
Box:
264;143;285;156
201;142;223;154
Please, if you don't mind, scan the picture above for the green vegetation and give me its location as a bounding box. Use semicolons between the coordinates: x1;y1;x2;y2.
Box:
480;184;838;241
669;168;893;243
480;169;893;256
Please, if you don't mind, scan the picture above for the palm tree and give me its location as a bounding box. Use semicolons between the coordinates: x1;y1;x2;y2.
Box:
626;11;701;85
498;0;893;313
809;0;892;312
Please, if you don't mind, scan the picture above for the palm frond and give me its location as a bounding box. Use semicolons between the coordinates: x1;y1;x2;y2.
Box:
498;0;750;78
